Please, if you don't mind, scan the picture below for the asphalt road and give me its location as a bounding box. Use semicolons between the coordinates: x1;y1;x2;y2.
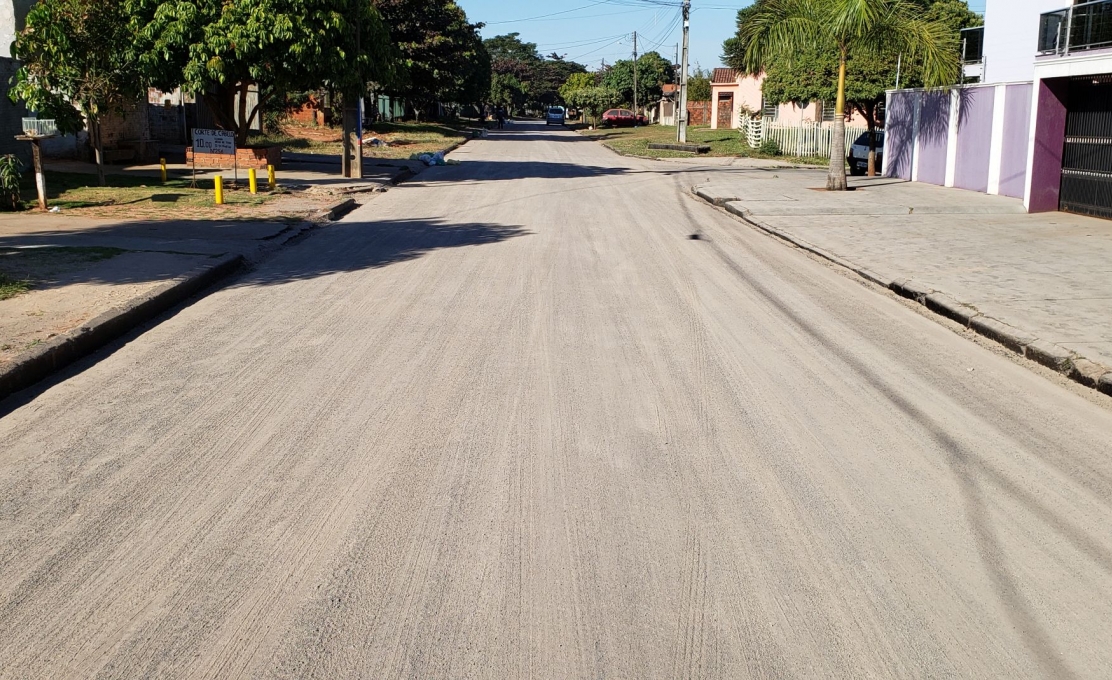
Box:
2;123;1112;679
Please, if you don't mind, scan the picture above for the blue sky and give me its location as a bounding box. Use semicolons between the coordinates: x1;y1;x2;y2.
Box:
457;0;987;73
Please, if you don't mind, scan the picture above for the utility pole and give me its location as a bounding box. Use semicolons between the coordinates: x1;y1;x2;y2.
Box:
678;0;691;143
632;31;638;119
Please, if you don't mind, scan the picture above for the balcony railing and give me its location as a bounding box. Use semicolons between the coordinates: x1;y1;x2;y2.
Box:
961;26;984;64
1039;0;1112;55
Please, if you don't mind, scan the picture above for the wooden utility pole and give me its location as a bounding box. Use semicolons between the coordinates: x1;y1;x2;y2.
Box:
678;0;691;143
342;8;364;179
633;31;638;119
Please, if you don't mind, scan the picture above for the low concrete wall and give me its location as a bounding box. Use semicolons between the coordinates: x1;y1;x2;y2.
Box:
885;83;1036;207
186;145;282;170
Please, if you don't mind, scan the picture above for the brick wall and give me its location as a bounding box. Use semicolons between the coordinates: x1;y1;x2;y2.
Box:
148;103;185;144
186;145;282;170
688;101;712;126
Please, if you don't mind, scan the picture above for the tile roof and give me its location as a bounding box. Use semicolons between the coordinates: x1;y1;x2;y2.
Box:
711;68;739;84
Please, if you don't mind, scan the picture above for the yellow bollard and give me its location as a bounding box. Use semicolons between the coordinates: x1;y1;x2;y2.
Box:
214;175;224;205
248;167;258;195
160;158;167;183
267;164;276;189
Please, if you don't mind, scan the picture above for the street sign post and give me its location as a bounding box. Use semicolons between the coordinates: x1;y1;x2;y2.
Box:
191;128;237;187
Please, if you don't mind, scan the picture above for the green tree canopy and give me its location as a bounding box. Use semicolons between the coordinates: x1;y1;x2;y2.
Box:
485;33;586;111
600;52;674;110
565;86;620;126
128;0;395;144
688;68;712;102
559;72;596;103
724;0;960;189
374;0;488;118
11;0;144;185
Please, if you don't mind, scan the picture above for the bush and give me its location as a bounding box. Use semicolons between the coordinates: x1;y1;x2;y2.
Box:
758;138;782;156
0;154;22;211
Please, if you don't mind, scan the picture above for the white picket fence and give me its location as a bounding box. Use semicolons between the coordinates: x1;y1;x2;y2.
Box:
744;117;866;158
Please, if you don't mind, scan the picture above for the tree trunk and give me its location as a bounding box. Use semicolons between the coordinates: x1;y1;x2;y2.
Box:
236;82;250;147
827;51;849;191
90;115;106;187
867;124;877;177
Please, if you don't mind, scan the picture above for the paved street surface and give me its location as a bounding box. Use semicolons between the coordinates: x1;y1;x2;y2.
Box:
2;123;1112;678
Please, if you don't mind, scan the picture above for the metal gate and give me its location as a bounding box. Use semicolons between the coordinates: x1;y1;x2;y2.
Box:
1061;75;1112;218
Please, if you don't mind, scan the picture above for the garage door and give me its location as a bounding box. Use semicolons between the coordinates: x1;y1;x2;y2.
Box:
1060;75;1112;219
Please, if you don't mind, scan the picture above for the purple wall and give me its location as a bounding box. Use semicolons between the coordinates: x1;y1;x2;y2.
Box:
885;91;917;180
1028;78;1068;212
916;91;950;186
999;83;1033;199
954;88;995;192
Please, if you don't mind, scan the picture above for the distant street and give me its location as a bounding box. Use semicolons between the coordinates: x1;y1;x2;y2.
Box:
2;122;1112;678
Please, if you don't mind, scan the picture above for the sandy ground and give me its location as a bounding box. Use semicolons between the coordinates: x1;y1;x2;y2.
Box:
1;123;1111;678
0;250;213;365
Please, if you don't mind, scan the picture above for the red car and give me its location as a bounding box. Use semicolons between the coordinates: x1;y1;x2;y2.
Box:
601;108;647;127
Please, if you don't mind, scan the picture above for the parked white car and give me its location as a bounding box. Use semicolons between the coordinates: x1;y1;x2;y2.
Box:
848;130;885;176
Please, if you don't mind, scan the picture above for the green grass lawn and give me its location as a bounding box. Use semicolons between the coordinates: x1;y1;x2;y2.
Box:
17;172;275;219
250;120;472;160
0;273;30;301
577;124;827;165
0;246;125;300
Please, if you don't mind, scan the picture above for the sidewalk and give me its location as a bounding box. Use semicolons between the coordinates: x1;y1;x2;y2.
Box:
0;211;317;397
693;170;1112;393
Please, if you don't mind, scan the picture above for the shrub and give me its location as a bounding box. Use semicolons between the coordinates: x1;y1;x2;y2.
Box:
0;154;22;211
758;138;782;156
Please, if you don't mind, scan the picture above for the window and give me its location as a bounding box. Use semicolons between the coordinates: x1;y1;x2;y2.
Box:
762;99;778;120
960;26;984;63
821;101;836;123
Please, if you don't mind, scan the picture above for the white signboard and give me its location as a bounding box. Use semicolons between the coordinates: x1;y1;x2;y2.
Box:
192;128;235;155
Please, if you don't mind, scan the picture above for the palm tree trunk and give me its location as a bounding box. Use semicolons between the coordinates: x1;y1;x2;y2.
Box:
827;52;849;191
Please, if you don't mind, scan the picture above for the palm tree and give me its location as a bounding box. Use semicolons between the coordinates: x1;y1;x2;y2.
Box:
737;0;959;190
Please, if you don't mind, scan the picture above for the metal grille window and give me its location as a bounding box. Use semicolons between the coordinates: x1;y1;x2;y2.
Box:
961;26;984;63
762;99;778;120
821;101;836;123
1039;0;1112;54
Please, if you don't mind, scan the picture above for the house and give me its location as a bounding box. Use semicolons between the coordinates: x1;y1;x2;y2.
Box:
885;0;1112;219
709;68;868;130
0;0;36;163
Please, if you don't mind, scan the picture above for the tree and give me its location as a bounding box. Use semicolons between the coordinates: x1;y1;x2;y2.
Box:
485;33;585;111
11;0;143;186
372;0;486;119
565;86;620;127
601;52;674;111
559;72;595;105
490;72;527;111
728;0;959;190
688;68;712;102
129;0;395;145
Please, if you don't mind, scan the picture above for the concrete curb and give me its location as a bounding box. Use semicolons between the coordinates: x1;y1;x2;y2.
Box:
0;253;244;400
693;185;1112;397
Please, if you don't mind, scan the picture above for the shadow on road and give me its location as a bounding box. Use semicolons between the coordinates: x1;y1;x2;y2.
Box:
237;217;530;287
403;159;635;185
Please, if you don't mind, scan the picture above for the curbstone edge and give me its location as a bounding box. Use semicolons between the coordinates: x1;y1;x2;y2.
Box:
1070;359;1109;388
969;316;1037;354
924;293;980;327
1024;339;1075;373
1099;372;1112;397
0;253;243;401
